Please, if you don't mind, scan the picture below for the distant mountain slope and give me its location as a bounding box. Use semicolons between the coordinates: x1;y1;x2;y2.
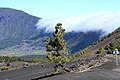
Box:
0;8;113;56
0;8;40;49
65;31;102;54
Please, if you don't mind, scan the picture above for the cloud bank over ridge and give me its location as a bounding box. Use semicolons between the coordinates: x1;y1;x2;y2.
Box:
36;12;120;35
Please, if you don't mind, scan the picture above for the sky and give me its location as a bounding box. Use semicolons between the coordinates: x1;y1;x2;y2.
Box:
0;0;120;18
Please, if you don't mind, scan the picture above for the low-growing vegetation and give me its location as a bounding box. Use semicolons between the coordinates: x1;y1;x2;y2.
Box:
0;66;9;71
0;55;48;63
104;36;120;54
0;55;49;71
70;47;89;59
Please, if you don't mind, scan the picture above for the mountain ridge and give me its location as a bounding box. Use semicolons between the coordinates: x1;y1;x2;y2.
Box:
0;8;40;49
0;8;118;56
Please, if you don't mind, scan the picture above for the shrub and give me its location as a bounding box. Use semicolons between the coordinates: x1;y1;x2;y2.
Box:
1;66;9;71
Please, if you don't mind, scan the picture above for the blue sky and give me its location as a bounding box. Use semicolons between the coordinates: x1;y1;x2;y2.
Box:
0;0;120;18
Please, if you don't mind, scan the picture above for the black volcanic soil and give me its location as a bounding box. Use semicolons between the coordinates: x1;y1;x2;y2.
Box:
0;63;55;80
0;55;120;80
43;61;120;80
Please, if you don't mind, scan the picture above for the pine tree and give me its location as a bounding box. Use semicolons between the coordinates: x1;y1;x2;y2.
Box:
45;23;69;72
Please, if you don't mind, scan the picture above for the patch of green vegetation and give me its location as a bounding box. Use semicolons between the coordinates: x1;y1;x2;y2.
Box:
0;55;48;63
0;40;45;56
20;55;49;63
70;47;89;59
104;36;120;54
0;66;9;71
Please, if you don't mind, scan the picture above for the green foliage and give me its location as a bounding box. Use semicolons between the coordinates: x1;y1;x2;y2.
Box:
0;56;20;62
0;66;9;71
0;56;48;63
95;47;102;54
70;47;89;59
105;36;120;54
45;23;69;63
20;56;48;63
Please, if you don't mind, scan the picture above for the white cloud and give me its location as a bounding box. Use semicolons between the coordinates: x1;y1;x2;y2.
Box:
36;12;120;34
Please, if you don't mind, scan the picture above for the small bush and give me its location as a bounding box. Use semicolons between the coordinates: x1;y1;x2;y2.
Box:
88;60;96;67
1;66;9;71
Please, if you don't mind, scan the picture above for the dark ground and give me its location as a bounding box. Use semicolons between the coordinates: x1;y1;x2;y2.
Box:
42;61;120;80
0;62;55;80
0;56;120;80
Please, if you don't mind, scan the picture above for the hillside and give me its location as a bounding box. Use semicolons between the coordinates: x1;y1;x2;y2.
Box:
65;31;102;54
0;8;104;56
0;8;40;49
72;27;120;59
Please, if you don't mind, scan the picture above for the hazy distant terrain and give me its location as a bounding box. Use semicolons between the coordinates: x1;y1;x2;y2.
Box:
0;8;104;56
0;8;120;56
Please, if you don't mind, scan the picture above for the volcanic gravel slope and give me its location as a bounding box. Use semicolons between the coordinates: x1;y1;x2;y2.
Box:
0;56;120;80
42;59;120;80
